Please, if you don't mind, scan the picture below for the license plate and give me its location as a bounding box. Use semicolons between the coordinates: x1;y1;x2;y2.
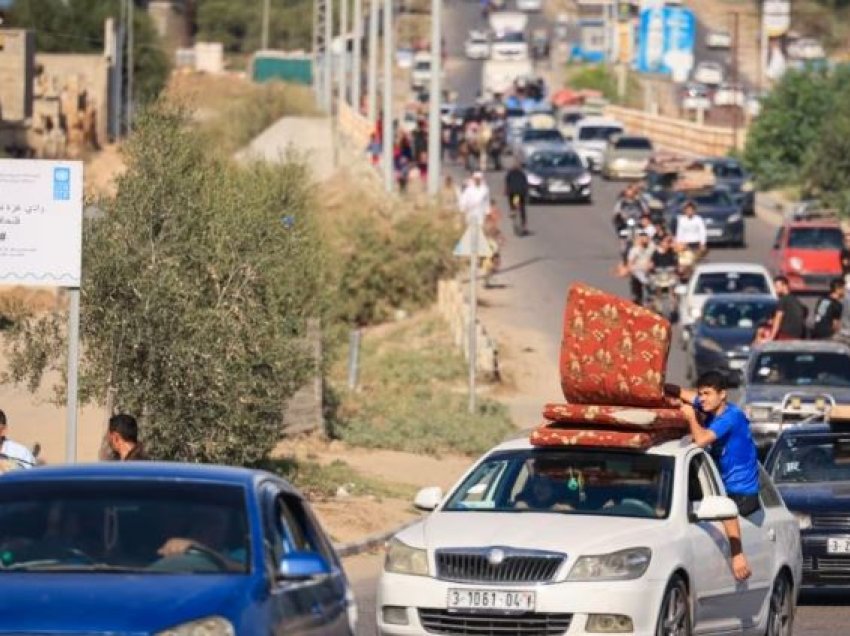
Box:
729;359;746;370
707;228;723;237
550;183;571;193
827;538;850;554
447;589;535;612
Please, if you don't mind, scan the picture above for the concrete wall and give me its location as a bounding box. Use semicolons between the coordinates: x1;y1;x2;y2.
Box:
0;29;35;122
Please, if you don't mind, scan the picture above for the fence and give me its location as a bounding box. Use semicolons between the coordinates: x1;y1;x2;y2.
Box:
437;278;500;381
603;105;747;157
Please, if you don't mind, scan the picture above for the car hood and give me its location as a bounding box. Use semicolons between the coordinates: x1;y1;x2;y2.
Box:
785;249;841;273
778;482;850;514
695;205;740;219
404;511;667;556
607;149;652;161
744;385;850;405
0;573;256;633
528;166;586;180
694;326;755;350
575;139;608;153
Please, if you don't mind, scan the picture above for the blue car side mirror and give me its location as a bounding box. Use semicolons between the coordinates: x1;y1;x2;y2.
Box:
278;551;331;580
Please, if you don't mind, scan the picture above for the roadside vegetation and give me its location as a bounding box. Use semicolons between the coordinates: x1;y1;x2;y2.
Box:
328;314;515;456
565;64;642;109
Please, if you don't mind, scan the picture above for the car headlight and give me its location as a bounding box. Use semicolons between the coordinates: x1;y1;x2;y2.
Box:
156;617;235;636
741;181;754;192
576;172;592;185
795;512;812;530
613;158;628;167
567;547;651;581
789;256;804;272
690;306;702;319
745;406;772;421
696;337;724;354
527;173;542;186
385;537;429;576
649;199;664;210
727;213;742;223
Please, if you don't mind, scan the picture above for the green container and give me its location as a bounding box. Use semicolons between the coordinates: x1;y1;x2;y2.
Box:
252;54;313;85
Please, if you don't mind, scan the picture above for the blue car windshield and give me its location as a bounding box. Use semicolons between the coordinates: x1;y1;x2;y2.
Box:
769;435;850;484
0;481;251;574
443;449;674;519
694;272;770;295
749;352;850;387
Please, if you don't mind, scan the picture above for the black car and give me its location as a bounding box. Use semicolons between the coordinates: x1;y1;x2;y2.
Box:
764;422;850;589
686;294;777;386
705;157;755;216
666;187;745;247
524;148;593;203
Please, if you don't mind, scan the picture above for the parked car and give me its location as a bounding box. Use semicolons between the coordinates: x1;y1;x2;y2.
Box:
513;127;567;159
705;157;756;216
601;134;654;180
765;421;850;589
677;262;775;347
0;462;357;634
525;148;592;203
742;341;850;451
464;30;490;60
713;83;746;108
573;117;624;172
377;437;801;635
706;29;732;49
680;82;712;111
770;218;844;294
666;187;746;247
693;61;724;86
686;294;777;386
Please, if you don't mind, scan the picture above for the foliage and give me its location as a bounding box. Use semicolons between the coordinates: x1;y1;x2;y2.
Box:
2;103;328;465
329;316;515;456
566;64;618;101
6;0;170;104
195;0;313;54
802;96;850;212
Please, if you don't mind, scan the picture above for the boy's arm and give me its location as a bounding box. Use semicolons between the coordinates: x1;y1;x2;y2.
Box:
682;403;717;448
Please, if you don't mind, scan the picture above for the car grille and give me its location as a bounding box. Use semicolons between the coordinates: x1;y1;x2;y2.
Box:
812;514;850;529
814;557;850;574
802;274;833;288
418;609;573;635
803;556;814;572
435;549;565;584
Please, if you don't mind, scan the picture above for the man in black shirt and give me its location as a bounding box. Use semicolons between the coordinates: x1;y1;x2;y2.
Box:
651;233;677;269
770;276;807;340
812;278;845;339
505;159;529;234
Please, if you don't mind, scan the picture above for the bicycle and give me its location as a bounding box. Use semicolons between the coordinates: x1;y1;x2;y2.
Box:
508;193;527;236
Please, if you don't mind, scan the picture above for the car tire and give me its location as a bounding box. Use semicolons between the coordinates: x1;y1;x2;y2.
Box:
765;572;794;636
655;575;691;636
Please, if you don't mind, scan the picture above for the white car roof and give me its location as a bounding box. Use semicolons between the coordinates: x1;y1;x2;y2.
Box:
692;262;770;276
488;434;696;459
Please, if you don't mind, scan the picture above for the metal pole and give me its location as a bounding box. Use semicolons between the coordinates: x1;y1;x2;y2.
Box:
323;0;333;112
340;0;348;105
468;220;478;414
426;0;442;196
261;0;270;50
382;0;393;192
367;0;379;122
126;0;134;131
112;9;124;138
347;329;361;389
731;11;740;151
65;288;81;462
352;0;363;112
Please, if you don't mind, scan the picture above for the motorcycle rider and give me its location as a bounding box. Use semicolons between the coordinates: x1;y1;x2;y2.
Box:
649;233;678;313
626;231;656;306
613;186;649;263
505;158;529;235
674;200;707;281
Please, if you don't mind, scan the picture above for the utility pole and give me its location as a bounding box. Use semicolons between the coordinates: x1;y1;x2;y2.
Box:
352;0;363;112
112;4;125;138
261;0;270;50
323;0;333;112
381;0;393;192
339;0;348;106
426;0;442;196
125;0;134;131
468;219;478;414
367;0;379;122
731;11;740;151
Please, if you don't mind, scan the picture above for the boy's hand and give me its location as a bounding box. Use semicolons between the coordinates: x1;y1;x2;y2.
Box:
731;553;752;581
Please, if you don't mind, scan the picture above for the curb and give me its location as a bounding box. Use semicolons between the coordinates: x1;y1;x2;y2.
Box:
336;518;421;558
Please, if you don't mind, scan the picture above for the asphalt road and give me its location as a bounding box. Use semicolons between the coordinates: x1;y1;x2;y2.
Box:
344;3;850;634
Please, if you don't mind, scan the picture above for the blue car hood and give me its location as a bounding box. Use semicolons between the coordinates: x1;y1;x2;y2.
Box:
695;326;754;350
0;573;256;634
778;482;850;514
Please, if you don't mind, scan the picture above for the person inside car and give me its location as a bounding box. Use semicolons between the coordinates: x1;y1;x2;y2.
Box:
666;372;760;581
156;505;246;571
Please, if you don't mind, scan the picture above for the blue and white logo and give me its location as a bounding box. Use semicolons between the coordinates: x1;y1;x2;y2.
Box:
53;166;71;201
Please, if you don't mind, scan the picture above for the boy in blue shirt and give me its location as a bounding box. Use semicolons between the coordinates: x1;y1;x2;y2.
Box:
666;371;760;581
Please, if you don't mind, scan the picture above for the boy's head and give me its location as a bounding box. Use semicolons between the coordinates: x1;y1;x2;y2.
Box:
696;370;728;414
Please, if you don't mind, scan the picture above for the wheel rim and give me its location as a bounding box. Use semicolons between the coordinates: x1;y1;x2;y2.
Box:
768;577;792;636
661;584;689;636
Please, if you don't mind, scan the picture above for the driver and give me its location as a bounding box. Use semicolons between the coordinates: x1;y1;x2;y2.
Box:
157;506;246;569
514;476;574;512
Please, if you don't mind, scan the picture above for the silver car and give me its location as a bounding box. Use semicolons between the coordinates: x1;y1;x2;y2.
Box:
741;340;850;451
512;128;568;161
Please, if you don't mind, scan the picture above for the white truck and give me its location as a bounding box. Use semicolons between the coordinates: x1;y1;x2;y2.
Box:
489;12;529;61
481;59;534;99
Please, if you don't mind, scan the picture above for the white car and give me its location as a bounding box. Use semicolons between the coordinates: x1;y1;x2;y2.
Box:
490;31;529;62
681;82;712;111
693;61;724;86
516;0;542;11
464;30;491;60
706;30;732;49
678;263;777;347
377;436;802;635
573;118;624;172
713;83;746;108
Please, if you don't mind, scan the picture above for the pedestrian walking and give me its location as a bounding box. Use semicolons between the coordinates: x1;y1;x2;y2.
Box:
459;171;491;227
106;413;148;461
769;275;807;340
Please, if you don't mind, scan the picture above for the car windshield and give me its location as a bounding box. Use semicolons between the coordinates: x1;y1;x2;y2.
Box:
529;151;582;169
577;126;622;141
691;190;733;207
415;61;430;71
694;272;770;295
769;435;850;484
713;163;745;178
496;32;524;43
561;112;583;124
749;352;850;387
615;137;653;150
702;299;777;329
0;481;250;574
443;449;674;519
787;227;843;250
523;129;563;142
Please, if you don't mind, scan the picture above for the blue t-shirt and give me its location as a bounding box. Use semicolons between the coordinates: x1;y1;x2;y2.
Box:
694;400;759;495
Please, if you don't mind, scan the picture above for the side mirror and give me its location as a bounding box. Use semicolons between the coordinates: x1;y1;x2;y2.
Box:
691;495;739;522
674;284;687;296
414;486;443;511
278;551;331;580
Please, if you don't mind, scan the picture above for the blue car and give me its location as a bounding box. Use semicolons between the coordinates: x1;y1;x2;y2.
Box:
764;423;850;590
0;462;357;635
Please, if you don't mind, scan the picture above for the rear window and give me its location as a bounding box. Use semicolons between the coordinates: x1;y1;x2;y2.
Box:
523;129;564;142
496;32;525;44
694;272;770;295
614;137;653;151
712;163;745;178
787;227;843;250
577;126;623;141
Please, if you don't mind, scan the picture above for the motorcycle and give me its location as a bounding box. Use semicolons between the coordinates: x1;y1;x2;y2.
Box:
676;245;703;283
647;266;679;321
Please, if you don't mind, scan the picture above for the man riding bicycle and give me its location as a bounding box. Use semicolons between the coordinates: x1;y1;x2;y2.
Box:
505;159;529;235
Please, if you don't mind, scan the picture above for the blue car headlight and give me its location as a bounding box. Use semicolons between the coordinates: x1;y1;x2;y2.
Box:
156;617;235;636
527;173;543;186
727;213;742;223
575;172;592;186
